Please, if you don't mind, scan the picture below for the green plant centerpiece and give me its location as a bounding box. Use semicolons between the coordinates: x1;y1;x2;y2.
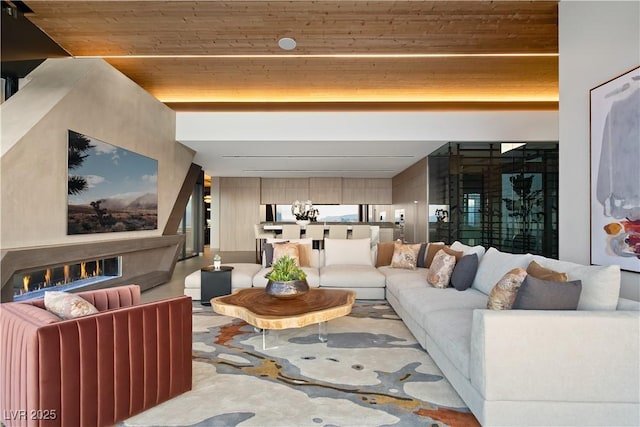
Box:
265;255;309;299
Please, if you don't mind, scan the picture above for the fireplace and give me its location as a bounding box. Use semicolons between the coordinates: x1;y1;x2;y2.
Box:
12;256;121;301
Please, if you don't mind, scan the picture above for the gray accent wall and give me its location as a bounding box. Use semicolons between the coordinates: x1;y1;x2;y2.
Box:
0;58;195;300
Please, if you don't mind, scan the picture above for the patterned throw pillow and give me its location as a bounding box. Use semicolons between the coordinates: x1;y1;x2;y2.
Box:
272;242;301;266
44;291;99;320
390;240;422;269
427;249;457;288
486;268;528;310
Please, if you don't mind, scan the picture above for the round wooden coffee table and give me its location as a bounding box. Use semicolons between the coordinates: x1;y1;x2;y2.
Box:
211;288;356;348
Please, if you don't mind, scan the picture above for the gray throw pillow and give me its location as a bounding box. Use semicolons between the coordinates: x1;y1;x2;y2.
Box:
513;276;582;310
264;243;274;267
450;253;478;291
416;243;428;268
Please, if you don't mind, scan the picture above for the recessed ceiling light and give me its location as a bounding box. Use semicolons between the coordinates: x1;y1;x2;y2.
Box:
278;37;296;51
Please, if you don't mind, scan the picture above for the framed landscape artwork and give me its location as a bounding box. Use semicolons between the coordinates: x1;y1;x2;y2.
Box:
67;130;158;235
590;66;640;272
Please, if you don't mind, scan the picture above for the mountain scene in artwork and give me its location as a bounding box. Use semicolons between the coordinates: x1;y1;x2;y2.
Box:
67;130;158;235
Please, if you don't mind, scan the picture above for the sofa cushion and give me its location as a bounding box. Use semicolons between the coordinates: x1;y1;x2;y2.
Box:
391;240;421;269
472;247;533;295
379;265;429;281
451;253;479;291
530;255;621;311
228;263;263;288
513;276;582;310
424;308;475;379
320;264;385;288
526;260;568;282
450;241;487;261
486;268;528;310
324;238;373;266
397;287;488;325
44;291;99;319
184;270;201;289
379;267;430;298
376;241;395;267
427;249;457;288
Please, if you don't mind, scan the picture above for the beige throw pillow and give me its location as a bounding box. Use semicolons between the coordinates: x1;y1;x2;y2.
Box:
44;291;99;320
391;240;421;269
487;268;528;310
427;249;457;288
296;242;312;267
272;243;301;266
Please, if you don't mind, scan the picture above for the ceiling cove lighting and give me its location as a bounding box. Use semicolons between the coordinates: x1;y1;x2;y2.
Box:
160;94;559;103
222;155;415;159
244;169;396;173
77;53;558;59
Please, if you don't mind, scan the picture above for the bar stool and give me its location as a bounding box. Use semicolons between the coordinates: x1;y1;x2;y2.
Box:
254;224;276;263
328;225;348;239
281;224;301;240
351;225;371;240
305;224;326;249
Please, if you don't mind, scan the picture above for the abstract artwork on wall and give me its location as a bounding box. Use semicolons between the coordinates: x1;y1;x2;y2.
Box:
590;66;640;272
67;130;158;235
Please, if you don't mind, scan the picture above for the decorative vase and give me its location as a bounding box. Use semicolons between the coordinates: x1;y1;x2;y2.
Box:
265;279;310;299
295;220;310;226
213;260;221;270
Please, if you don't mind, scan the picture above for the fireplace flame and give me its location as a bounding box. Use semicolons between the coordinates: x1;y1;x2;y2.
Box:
23;275;30;293
44;269;52;287
95;260;101;276
80;262;88;279
63;265;71;284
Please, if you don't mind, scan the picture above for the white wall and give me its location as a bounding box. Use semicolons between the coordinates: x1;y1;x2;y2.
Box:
178;110;558;142
559;1;640;300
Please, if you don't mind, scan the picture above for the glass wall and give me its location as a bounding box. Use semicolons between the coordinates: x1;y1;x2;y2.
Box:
178;171;205;260
275;205;360;222
428;142;559;258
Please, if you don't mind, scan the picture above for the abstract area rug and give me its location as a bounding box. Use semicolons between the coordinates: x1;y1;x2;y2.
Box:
123;302;480;427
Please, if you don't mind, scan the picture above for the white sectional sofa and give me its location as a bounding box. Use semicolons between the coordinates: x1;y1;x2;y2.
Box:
184;239;640;426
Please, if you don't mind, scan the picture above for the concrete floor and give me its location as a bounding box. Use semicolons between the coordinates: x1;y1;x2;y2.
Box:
140;247;255;303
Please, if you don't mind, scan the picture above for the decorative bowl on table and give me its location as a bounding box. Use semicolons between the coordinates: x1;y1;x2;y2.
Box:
265;279;309;299
264;255;309;299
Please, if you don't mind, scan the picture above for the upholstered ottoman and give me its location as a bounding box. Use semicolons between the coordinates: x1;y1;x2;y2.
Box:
183;263;262;300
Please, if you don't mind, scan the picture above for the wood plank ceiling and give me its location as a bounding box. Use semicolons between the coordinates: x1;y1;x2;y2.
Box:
23;1;559;111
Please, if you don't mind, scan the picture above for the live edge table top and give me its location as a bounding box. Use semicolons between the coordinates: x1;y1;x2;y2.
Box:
210;288;356;330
